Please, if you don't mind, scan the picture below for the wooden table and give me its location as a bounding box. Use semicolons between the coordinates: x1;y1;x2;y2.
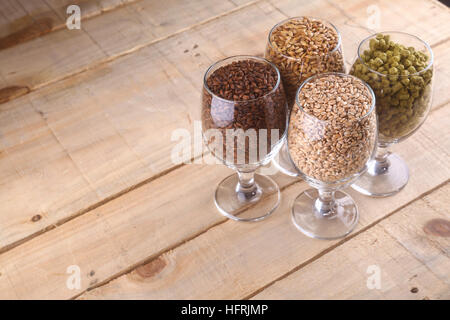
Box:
0;0;448;300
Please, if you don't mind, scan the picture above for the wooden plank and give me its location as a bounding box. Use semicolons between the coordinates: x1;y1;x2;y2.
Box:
433;42;450;109
0;0;248;104
0;104;446;299
380;183;450;288
0;164;295;299
0;0;449;268
0;1;287;252
253;183;450;300
0;55;190;250
1;0;449;106
0;0;59;40
0;0;140;46
44;0;139;21
0;28;107;101
327;0;450;47
0;0;444;300
80;0;247;56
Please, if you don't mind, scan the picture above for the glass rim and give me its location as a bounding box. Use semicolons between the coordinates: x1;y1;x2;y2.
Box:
357;31;434;77
203;55;281;103
267;16;342;62
294;72;376;123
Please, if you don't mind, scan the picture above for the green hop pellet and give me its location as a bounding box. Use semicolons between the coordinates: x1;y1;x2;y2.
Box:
408;66;417;73
398;93;410;100
389;75;399;82
391;82;403;93
390;56;401;63
374;58;384;67
389;67;399;75
400;49;410;58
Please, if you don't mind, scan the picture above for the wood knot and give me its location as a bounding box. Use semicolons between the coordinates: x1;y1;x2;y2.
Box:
0;86;30;104
135;257;166;278
31;214;42;222
423;219;450;237
0;17;53;50
410;287;419;293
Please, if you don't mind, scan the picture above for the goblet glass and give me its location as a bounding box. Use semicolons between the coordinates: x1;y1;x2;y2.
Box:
288;73;377;239
350;32;434;197
265;16;345;177
202;56;288;222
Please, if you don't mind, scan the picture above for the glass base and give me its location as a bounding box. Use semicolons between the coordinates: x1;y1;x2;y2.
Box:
272;141;299;177
214;173;280;222
351;153;409;197
291;189;359;240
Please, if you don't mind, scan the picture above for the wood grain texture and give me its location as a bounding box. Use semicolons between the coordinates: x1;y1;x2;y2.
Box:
1;0;449;105
0;0;449;276
0;0;60;40
0;0;448;300
253;183;450;300
78;106;449;300
0;1;287;253
79;158;449;299
0;0;250;103
0;164;295;299
0;0;140;47
328;0;450;46
0;104;446;299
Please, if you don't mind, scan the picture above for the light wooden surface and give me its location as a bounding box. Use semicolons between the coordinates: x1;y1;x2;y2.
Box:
0;0;448;300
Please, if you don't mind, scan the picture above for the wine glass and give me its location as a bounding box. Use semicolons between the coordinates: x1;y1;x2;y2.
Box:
350;32;434;197
265;16;346;177
202;56;288;222
287;73;377;239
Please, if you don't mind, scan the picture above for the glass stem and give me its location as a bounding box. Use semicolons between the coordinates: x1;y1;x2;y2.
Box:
314;189;336;217
368;145;390;176
236;170;259;201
